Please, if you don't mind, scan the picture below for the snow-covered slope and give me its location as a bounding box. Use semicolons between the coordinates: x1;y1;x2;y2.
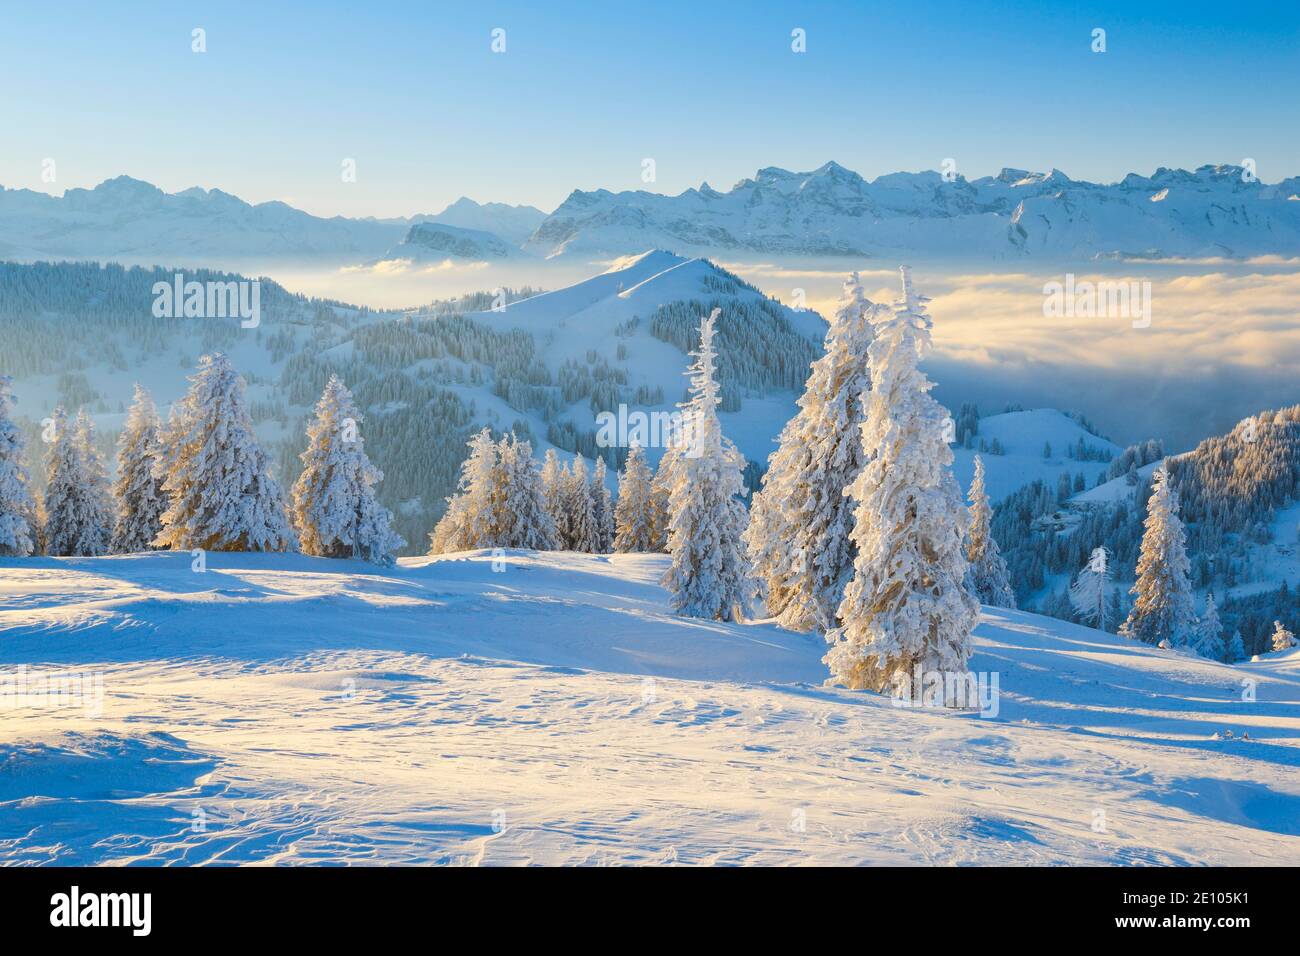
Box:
466;250;827;467
527;162;1300;261
1;549;1296;865
952;409;1122;502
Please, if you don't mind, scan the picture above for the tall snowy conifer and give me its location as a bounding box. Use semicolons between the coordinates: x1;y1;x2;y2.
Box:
1226;630;1245;663
614;444;657;552
647;450;674;552
1196;592;1223;660
661;308;752;621
496;434;559;551
966;456;1017;609
0;376;37;556
744;272;877;631
1121;466;1197;646
824;268;979;700
1069;546;1111;630
112;384;167;553
429;428;497;554
565;456;600;553
43;408;112;556
539;449;571;548
75;410;114;554
292;376;404;565
591;456;615;553
154;353;297;552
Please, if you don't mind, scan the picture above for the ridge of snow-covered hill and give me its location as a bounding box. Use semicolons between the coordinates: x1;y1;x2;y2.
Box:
527;161;1300;261
2;549;1296;865
461;250;826;466
952;408;1122;503
0;253;827;549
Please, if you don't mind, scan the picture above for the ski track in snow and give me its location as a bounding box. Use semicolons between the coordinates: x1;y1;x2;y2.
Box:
1;550;1298;866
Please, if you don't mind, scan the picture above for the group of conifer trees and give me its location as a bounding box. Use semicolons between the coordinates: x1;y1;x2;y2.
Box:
0;355;404;566
431;269;1014;702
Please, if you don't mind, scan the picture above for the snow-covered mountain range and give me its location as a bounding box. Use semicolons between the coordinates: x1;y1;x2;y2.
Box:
528;162;1300;261
6;162;1299;267
0;177;540;266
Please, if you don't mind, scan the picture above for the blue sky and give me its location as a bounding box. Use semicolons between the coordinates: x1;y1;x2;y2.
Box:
2;0;1297;217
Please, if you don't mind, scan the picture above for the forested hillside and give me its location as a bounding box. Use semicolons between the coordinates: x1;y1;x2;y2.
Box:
0;254;820;552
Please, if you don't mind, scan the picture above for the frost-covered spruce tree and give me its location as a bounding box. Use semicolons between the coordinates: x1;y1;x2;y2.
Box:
824;268;979;700
647;450;674;552
965;456;1016;609
591;456;615;554
1195;592;1223;660
75;410;114;554
429;428;497;554
661;308;752;621
0;376;37;556
743;272;877;631
1226;629;1245;663
155;353;297;552
614;443;657;552
111;384;167;553
1121;466;1196;646
1069;546;1111;630
565;456;600;553
539;449;571;548
1271;620;1296;652
43;408;112;556
496;434;559;551
292;376;404;565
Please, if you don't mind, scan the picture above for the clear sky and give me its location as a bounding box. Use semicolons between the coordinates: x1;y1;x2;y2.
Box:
2;0;1297;218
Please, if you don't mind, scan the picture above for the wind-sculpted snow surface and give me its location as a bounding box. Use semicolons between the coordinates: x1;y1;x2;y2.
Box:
1;551;1298;865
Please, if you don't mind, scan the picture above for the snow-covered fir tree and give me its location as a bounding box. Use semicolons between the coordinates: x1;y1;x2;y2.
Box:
111;384;167;553
292;375;404;565
965;455;1017;609
0;376;37;556
1271;619;1296;652
1121;465;1197;646
1069;546;1111;630
75;410;114;555
743;272;877;631
1226;629;1246;663
613;443;657;552
824;267;979;701
661;308;752;621
43;408;112;556
1195;592;1224;660
647;450;673;552
539;448;570;547
429;428;498;554
565;456;600;553
495;434;559;551
591;456;615;554
154;353;297;552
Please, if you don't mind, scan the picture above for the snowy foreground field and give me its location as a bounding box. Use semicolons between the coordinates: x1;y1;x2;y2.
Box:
1;550;1298;866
